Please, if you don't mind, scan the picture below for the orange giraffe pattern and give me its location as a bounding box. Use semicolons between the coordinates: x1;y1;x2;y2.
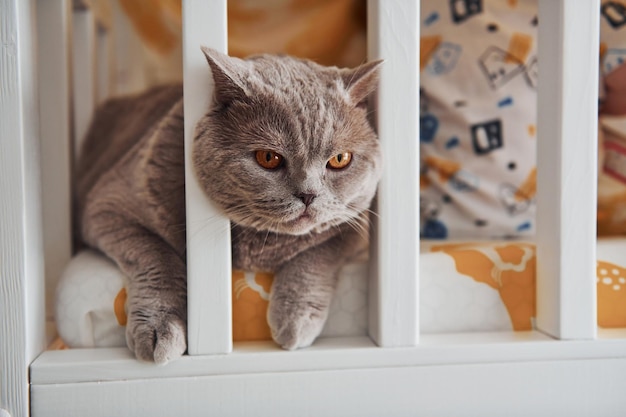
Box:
430;243;536;331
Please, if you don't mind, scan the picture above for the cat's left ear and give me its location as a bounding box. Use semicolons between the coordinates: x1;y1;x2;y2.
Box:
341;60;383;106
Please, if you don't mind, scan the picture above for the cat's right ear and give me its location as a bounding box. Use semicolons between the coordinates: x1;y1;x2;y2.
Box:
201;46;248;108
341;60;383;107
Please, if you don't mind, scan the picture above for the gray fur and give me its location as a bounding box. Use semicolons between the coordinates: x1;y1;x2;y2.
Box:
77;48;382;363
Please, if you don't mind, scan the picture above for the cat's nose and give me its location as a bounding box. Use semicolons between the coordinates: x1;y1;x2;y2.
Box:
296;193;316;207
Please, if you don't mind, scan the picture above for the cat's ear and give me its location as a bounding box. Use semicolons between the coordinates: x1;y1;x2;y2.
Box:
341;60;383;106
201;46;248;107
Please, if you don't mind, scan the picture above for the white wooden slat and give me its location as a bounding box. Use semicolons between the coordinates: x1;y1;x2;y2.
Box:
30;332;626;385
1;0;47;415
73;0;112;30
72;8;97;156
366;0;420;347
37;0;73;334
110;0;146;95
32;357;626;417
182;0;232;355
535;0;600;340
96;27;111;103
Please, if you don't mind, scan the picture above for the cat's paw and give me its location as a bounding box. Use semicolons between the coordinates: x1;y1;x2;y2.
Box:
126;312;186;365
267;298;328;350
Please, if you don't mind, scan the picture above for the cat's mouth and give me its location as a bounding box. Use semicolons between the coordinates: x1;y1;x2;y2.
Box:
296;212;312;221
281;210;317;234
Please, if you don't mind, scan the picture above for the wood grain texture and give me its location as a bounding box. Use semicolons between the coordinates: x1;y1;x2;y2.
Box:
366;0;420;347
182;0;232;355
37;0;73;332
536;0;599;339
1;0;47;416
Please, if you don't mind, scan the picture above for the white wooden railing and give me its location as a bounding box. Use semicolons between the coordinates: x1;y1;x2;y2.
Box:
2;0;626;416
535;0;599;340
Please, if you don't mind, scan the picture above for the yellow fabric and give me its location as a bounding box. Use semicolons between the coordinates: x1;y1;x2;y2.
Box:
114;288;128;326
117;0;366;67
597;261;626;327
228;0;365;67
232;270;273;341
118;0;182;55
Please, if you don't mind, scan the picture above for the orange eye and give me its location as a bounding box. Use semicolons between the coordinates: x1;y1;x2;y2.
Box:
327;152;352;169
255;150;284;169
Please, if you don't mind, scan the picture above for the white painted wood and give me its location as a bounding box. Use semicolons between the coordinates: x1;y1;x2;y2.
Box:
73;0;112;30
11;0;626;415
1;0;47;415
96;27;111;103
30;332;626;385
536;0;600;340
182;0;232;355
71;8;97;156
32;357;626;417
37;0;73;334
366;0;420;347
110;0;146;95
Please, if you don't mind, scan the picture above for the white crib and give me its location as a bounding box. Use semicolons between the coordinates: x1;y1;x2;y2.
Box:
2;0;626;416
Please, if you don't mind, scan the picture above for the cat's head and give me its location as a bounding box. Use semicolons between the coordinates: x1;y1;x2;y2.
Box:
193;47;383;236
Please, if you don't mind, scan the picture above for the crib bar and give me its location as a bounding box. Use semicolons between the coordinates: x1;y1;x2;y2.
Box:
535;0;600;340
366;0;420;347
109;0;146;95
71;7;97;156
1;0;47;415
182;0;232;355
37;0;73;328
96;27;112;103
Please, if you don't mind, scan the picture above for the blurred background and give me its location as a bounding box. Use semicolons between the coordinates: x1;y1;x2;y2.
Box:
110;0;367;94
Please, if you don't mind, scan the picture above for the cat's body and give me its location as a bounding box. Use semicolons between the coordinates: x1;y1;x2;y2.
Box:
77;48;382;364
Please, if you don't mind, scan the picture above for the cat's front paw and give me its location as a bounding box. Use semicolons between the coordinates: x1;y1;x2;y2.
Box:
126;310;187;365
267;298;328;350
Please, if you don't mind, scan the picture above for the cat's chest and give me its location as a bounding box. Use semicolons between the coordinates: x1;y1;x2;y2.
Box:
231;226;335;272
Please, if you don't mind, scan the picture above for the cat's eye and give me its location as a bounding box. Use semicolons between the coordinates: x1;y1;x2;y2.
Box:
255;150;284;169
327;152;352;169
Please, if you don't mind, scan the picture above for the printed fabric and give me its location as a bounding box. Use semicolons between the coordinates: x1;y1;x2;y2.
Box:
420;0;539;239
420;0;626;239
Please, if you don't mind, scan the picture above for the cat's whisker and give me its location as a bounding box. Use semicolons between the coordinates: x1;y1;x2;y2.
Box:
360;208;380;219
346;204;379;220
337;214;371;241
259;227;272;255
346;214;367;232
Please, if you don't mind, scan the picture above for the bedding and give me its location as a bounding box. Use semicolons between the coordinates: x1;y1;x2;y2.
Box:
419;0;539;239
419;0;626;239
55;240;626;348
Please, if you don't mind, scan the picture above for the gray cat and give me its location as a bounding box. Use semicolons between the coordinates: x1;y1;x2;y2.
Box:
76;47;382;364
